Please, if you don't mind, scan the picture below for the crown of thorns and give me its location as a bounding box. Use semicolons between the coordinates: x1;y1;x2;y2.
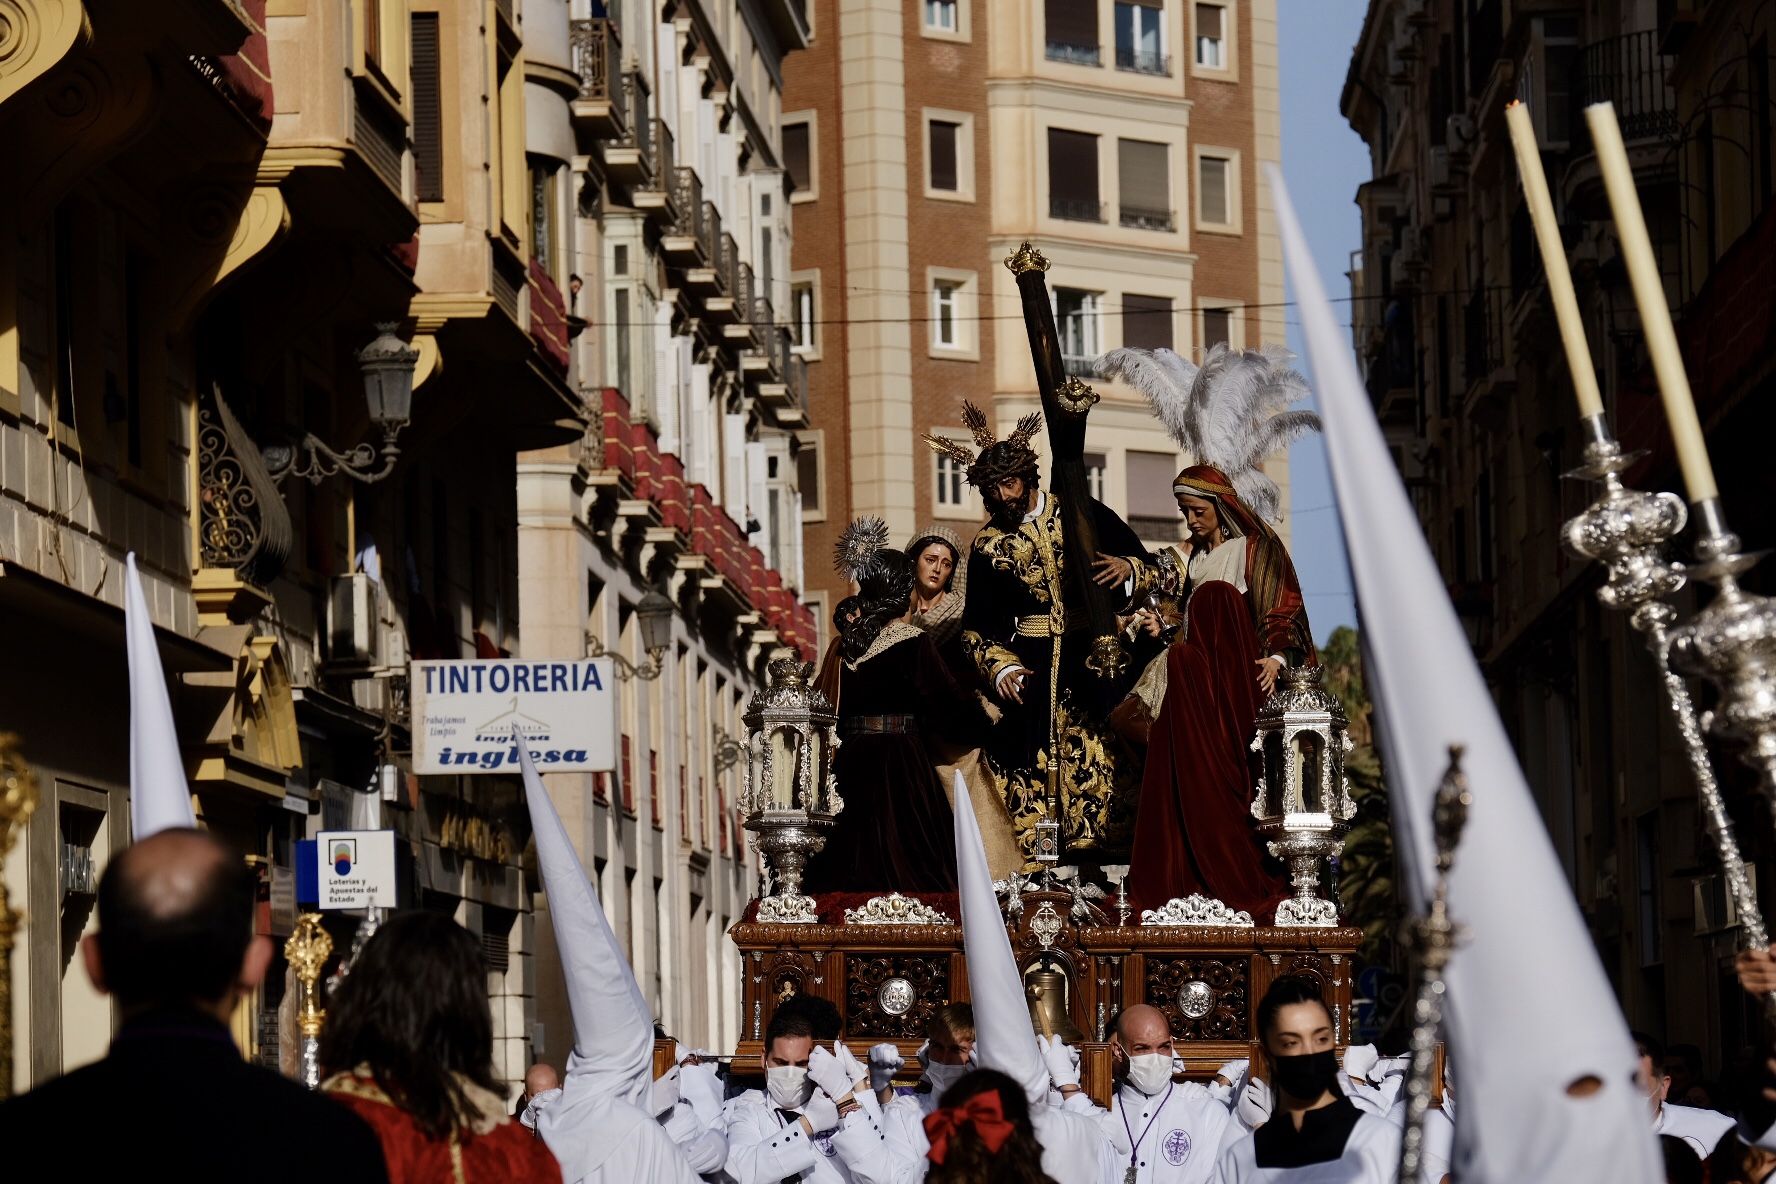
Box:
922;403;1043;489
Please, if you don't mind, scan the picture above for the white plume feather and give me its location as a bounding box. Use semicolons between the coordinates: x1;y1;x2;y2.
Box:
1095;342;1322;522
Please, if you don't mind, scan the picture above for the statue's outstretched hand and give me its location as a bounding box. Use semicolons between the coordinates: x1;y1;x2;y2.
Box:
1255;657;1284;696
1091;553;1133;587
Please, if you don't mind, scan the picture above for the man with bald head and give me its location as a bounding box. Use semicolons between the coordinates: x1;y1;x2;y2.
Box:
0;828;388;1181
1058;1004;1237;1183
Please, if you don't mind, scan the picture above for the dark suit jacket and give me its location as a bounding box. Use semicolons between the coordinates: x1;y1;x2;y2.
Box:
0;1008;389;1182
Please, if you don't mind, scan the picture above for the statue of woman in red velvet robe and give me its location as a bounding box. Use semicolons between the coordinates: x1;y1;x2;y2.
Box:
1124;464;1315;917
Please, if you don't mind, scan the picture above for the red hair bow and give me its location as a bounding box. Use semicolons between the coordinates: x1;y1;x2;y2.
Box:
923;1090;1015;1164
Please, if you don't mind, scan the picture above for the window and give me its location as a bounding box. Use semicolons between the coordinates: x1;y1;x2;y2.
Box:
1047;128;1101;222
795;431;824;520
783;118;814;199
1197;152;1234;227
1055;288;1100;375
614;287;632;394
1117;139;1171;230
925;0;958;32
933;281;961;349
1636;813;1662;966
1202;307;1231;350
1115;1;1166;74
1084;452;1107;502
1128;449;1183;540
1195;3;1226;69
1526;16;1580;148
1045;0;1099;65
935;443;974;512
530;161;557;277
791;280;816;352
412;14;444;201
364;0;383;67
929;119;960;192
1122;294;1173;350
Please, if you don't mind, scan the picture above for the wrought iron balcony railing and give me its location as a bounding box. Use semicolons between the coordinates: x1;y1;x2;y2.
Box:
1045;40;1101;67
671;167;704;244
1049;196;1105;223
1578;30;1677;141
1114;47;1169;75
570;18;622;106
1119;205;1174;232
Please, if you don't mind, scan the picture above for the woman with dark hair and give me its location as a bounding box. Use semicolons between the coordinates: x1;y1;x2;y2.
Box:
923;1068;1058;1184
805;519;989;893
1217;975;1398;1182
904;525;1021;881
320;911;561;1183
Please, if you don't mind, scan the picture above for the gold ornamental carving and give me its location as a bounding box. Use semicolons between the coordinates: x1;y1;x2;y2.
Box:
1003;241;1050;275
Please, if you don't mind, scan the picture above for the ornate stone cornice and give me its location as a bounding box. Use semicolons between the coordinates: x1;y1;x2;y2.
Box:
0;0;88;112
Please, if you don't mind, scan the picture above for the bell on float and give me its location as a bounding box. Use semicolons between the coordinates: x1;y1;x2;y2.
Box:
1024;958;1084;1043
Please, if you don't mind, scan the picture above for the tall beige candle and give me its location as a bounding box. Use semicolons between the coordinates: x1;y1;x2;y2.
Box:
1585;101;1719;502
1504;101;1604;419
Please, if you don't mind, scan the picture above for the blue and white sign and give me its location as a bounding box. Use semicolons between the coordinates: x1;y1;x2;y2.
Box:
317;829;397;910
410;658;617;775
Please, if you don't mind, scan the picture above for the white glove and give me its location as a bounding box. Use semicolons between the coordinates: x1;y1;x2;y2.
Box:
1039;1033;1080;1090
649;1065;682;1116
801;1090;841;1134
868;1043;903;1092
808;1044;857;1102
675;1041;713;1066
1236;1077;1272;1129
678;1058;725;1123
834;1041;870;1092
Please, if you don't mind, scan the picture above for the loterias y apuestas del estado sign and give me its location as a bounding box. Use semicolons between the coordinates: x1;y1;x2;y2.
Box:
410;658;616;775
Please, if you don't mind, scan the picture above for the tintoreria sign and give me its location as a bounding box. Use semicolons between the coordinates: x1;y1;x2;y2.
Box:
410;658;617;774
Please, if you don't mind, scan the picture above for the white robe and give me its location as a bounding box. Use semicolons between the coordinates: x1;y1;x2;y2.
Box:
1384;1095;1454;1184
1653;1102;1735;1158
722;1089;925;1184
1091;1081;1241;1184
1214;1111;1402;1184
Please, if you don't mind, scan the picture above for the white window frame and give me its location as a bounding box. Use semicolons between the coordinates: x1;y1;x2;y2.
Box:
1114;1;1167;74
927;267;980;359
1055;287;1103;367
789;269;821;359
1193;147;1242;233
783;111;819;203
1191;2;1237;78
922;108;977;202
931;429;983;519
921;0;971;43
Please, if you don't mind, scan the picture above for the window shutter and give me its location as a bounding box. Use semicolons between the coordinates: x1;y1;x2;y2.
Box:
1045;0;1098;49
1199;155;1229;223
1127;450;1181;519
412;14;444;202
1197;3;1223;40
1047;129;1099;205
1117;139;1169;216
929;121;959;191
1121;294;1173;351
1203;308;1232;349
783;122;811;194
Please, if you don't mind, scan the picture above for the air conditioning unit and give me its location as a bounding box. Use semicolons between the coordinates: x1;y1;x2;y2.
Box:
327;573;380;668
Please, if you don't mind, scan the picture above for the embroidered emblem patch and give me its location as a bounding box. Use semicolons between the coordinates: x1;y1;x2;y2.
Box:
815;1133;837;1157
1163;1129;1192;1166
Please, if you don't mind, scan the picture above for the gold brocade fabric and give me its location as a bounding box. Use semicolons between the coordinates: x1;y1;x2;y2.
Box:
990;695;1138;867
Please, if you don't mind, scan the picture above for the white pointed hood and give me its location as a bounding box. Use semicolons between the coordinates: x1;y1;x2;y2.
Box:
952;770;1047;1106
1266;164;1659;1183
126;553;195;838
515;732;653;1107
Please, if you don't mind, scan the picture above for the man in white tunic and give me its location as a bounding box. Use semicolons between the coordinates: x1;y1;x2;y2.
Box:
1054;1005;1236;1184
515;738;701;1184
722;1011;924;1184
1215;976;1399;1184
1636;1032;1733;1158
652;1046;729;1177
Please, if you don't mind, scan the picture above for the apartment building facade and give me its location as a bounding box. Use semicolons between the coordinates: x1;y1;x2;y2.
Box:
1343;0;1776;1069
787;0;1286;624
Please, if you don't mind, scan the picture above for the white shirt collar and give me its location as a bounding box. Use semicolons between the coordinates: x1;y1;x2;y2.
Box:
1023;491;1047;523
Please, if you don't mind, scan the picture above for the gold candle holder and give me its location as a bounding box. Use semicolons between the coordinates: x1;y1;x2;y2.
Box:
0;736;41;1101
285;913;334;1088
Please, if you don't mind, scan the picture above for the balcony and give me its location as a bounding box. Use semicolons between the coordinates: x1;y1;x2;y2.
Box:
528;259;570;375
1045;40;1101;67
1114;47;1169;75
1062;354;1097;378
604;73;653;187
663;167;706;265
724;259;755;345
569;18;625;139
691;201;728;300
1579;31;1676;142
756;331;804;423
1050;196;1104;223
1462;285;1514;425
1119;204;1174;232
634;119;675;224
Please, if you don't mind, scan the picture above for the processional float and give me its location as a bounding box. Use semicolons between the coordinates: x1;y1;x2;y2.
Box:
726;245;1362;1100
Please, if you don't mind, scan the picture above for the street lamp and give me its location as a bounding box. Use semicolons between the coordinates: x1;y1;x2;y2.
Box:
586;588;675;680
264;323;420;485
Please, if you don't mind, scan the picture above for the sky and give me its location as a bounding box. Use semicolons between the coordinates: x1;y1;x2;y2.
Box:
1278;0;1371;644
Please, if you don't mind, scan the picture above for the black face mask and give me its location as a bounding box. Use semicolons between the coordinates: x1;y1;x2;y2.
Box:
1270;1049;1339;1102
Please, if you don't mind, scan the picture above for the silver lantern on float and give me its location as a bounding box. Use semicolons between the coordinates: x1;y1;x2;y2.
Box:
1250;665;1356;926
740;658;842;923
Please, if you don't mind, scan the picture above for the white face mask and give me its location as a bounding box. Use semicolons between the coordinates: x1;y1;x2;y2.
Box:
1125;1052;1175;1097
922;1058;971;1095
767;1065;815;1110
